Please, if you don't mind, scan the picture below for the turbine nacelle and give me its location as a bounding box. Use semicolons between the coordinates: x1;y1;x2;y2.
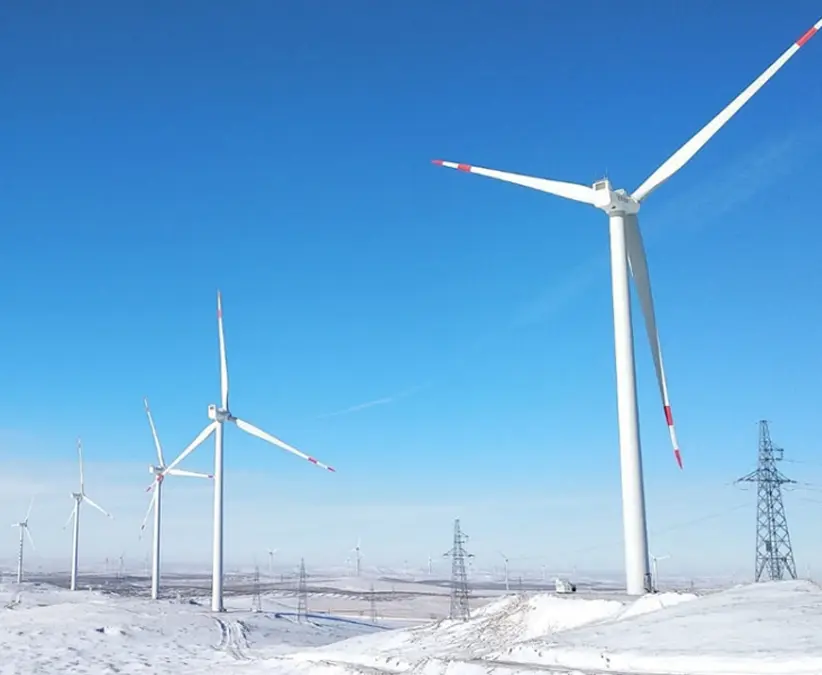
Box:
591;179;640;215
149;465;163;476
208;404;232;423
71;492;82;500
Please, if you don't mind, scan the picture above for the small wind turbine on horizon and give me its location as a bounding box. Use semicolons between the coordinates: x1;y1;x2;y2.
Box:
12;498;36;584
139;397;213;601
267;549;278;578
352;538;362;577
64;438;113;591
160;290;336;612
499;552;510;592
432;17;822;596
650;553;670;593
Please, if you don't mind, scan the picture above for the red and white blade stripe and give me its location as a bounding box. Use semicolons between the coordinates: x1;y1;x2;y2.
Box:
233;417;336;472
624;215;683;469
632;17;822;202
432;160;596;205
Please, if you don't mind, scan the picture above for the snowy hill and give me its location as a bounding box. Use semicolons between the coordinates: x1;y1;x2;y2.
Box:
2;578;821;674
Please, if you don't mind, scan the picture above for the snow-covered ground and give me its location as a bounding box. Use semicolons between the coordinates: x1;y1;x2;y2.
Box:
1;576;820;674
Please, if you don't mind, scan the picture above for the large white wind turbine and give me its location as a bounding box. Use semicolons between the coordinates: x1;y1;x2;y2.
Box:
12;498;36;584
65;438;113;591
140;397;213;601
161;291;336;612
433;19;821;596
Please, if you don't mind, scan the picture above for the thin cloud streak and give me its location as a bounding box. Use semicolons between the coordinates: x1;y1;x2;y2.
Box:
313;383;431;420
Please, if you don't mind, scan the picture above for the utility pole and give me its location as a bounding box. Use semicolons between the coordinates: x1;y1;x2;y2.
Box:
443;518;473;621
296;558;308;621
736;420;797;582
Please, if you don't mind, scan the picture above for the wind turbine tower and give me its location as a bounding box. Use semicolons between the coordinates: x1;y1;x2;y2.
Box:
12;498;36;584
432;18;821;595
159;291;336;612
141;397;212;601
66;439;113;591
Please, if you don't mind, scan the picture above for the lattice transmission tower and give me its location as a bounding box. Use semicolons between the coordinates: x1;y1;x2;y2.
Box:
296;558;308;621
443;518;473;621
736;420;797;582
251;564;262;613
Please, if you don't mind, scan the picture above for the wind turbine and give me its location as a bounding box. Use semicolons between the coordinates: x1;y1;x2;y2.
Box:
432;18;821;596
650;553;670;593
352;538;362;576
427;554;433;576
499;552;510;592
161;290;336;612
65;438;113;591
267;548;278;578
12;498;36;584
140;397;213;601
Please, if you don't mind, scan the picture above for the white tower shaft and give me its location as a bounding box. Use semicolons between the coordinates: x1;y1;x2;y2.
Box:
609;213;651;595
211;422;226;612
151;482;162;601
16;527;24;584
70;500;80;591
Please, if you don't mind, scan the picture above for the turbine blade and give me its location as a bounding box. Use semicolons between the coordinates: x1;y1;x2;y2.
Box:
138;489;158;539
162;422;217;476
24;526;36;552
233;417;336;472
432;160;596;205
25;496;35;522
77;438;85;493
63;503;77;530
632;19;822;202
624;215;682;469
217;291;229;410
165;468;213;479
82;495;113;519
144;397;165;467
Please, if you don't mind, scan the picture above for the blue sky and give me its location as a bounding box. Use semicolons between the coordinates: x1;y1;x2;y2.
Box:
1;2;821;581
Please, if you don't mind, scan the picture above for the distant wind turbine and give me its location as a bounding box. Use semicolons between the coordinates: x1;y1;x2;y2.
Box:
650;553;670;593
499;552;510;592
140;397;212;601
64;439;113;591
352;538;362;577
12;497;36;583
160;291;336;612
267;549;278;578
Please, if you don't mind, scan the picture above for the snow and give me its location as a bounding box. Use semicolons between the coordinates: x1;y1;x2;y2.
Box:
1;577;821;674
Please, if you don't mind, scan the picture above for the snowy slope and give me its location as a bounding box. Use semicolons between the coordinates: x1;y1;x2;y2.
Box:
3;579;821;674
269;580;822;675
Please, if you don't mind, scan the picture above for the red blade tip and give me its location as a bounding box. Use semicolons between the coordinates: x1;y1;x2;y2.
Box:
674;449;683;469
797;25;818;47
431;159;444;165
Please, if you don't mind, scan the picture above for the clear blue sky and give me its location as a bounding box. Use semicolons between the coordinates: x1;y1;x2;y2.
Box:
2;2;821;581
